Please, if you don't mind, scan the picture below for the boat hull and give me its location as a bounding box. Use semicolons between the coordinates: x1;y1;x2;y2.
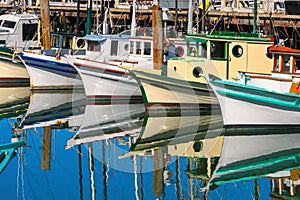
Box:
0;58;29;87
130;70;220;112
19;52;83;90
210;77;300;125
71;58;143;103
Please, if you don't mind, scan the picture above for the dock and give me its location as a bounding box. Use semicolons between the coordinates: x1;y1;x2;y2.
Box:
1;0;300;36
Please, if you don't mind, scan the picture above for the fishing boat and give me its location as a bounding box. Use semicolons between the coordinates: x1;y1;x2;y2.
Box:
19;90;86;129
207;74;300;126
130;67;300;126
68;29;187;103
0;12;39;86
237;45;300;94
65;102;145;149
18;32;86;90
0;138;24;173
167;31;274;81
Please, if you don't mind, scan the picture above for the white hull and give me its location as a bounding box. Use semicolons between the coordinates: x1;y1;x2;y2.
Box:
20;52;83;89
210;78;300;125
71;58;142;100
131;70;219;110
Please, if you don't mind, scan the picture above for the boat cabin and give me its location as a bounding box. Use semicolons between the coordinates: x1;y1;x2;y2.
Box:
269;46;300;74
0;13;38;50
83;34;130;61
167;31;274;81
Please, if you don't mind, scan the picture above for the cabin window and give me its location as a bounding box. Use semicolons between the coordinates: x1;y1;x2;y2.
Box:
296;58;300;72
110;40;119;56
136;41;141;55
232;45;243;58
87;41;100;52
144;42;151;55
189;46;197;57
2;20;16;29
198;43;207;58
283;55;291;72
130;41;134;54
22;23;38;41
210;41;226;59
0;20;2;26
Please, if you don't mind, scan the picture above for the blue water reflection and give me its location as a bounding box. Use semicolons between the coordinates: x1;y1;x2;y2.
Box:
0;88;300;200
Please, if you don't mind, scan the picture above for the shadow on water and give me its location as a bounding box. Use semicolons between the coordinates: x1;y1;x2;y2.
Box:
0;88;300;199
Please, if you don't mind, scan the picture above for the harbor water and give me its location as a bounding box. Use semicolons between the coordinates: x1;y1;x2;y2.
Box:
1;88;299;200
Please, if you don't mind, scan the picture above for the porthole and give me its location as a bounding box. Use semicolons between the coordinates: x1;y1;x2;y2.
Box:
173;66;177;71
175;46;184;57
76;39;86;48
232;45;243;58
193;66;203;78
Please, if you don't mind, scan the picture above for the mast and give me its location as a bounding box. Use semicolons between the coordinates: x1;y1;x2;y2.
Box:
131;0;137;37
187;0;193;34
76;0;80;33
253;0;257;33
39;0;51;49
86;0;93;35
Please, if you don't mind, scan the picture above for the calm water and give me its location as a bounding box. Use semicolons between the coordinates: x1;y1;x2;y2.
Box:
1;87;300;200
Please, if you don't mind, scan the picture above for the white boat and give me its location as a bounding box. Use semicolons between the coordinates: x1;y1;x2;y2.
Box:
19;49;84;90
66;102;145;149
19;32;132;90
130;68;300;126
0;13;38;50
19;90;86;129
208;74;300;126
0;12;39;86
68;31;187;103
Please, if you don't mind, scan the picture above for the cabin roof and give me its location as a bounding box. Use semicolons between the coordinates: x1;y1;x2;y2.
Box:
185;31;273;43
83;34;130;42
269;46;300;56
0;13;38;21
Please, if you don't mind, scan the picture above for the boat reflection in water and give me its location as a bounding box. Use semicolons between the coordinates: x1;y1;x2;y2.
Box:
4;92;300;199
0;87;30;120
66;102;146;149
124;111;300;199
19;89;86;129
0;87;29;175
